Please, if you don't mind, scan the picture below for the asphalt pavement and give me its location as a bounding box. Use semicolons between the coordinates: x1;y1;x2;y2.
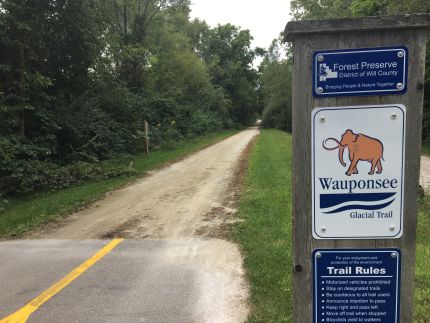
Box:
0;240;247;323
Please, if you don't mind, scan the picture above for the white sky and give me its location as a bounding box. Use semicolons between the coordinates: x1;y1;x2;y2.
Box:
190;0;292;51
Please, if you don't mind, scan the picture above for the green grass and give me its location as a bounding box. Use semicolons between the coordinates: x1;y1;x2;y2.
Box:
234;129;293;322
414;196;430;323
0;130;238;238
422;141;430;156
235;129;430;322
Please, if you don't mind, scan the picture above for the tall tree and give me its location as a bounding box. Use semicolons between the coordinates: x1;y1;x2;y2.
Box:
98;0;191;90
0;0;52;138
259;38;293;131
198;24;258;125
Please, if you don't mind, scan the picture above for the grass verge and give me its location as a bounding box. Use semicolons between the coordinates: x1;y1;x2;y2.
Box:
414;195;430;323
422;141;430;157
0;130;238;238
234;129;293;322
235;129;430;322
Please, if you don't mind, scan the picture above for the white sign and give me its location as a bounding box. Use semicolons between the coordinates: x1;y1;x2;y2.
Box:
312;105;405;239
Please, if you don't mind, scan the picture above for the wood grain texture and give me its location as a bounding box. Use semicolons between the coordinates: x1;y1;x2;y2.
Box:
289;20;428;323
292;33;338;323
285;14;430;41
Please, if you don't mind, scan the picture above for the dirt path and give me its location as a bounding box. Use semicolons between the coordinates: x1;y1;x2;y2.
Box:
21;129;258;323
27;128;258;240
420;155;430;191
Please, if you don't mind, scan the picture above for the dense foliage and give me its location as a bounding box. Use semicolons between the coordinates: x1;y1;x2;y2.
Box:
0;0;259;198
259;39;292;131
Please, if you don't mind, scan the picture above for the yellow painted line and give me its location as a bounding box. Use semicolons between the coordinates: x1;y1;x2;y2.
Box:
0;239;124;323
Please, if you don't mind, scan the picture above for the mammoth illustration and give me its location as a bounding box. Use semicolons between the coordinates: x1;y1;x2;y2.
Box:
323;130;384;176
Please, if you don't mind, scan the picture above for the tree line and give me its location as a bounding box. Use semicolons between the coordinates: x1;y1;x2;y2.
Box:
0;0;259;199
1;0;429;203
259;0;430;139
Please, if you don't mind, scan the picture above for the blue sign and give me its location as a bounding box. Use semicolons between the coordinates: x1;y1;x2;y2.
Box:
313;46;408;97
313;249;401;323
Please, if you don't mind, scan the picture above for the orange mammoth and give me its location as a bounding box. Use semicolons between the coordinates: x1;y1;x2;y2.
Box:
323;129;384;176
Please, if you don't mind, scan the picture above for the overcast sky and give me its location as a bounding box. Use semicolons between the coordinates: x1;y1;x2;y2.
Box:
190;0;292;51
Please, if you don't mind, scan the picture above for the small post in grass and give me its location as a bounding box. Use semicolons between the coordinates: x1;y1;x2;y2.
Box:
284;14;430;323
144;120;150;155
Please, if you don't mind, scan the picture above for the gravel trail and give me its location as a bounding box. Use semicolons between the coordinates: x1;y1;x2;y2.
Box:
18;128;259;323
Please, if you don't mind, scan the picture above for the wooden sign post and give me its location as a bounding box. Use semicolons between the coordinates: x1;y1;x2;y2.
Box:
144;120;150;155
285;14;430;322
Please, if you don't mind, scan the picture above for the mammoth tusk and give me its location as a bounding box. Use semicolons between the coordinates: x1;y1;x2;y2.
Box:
322;138;342;150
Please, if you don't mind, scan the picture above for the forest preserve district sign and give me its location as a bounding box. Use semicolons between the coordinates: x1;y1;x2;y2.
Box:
313;46;408;97
312;105;406;239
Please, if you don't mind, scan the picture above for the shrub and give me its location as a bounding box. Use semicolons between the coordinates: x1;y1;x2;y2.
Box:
0;137;134;196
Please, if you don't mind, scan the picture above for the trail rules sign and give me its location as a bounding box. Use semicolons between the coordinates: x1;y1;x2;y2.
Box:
312;105;406;239
312;249;401;323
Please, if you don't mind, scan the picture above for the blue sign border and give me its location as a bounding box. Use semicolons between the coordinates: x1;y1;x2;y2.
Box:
313;46;408;97
312;249;401;323
312;105;405;239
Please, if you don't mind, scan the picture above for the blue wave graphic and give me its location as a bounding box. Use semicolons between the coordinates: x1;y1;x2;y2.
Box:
320;192;396;209
323;199;395;214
